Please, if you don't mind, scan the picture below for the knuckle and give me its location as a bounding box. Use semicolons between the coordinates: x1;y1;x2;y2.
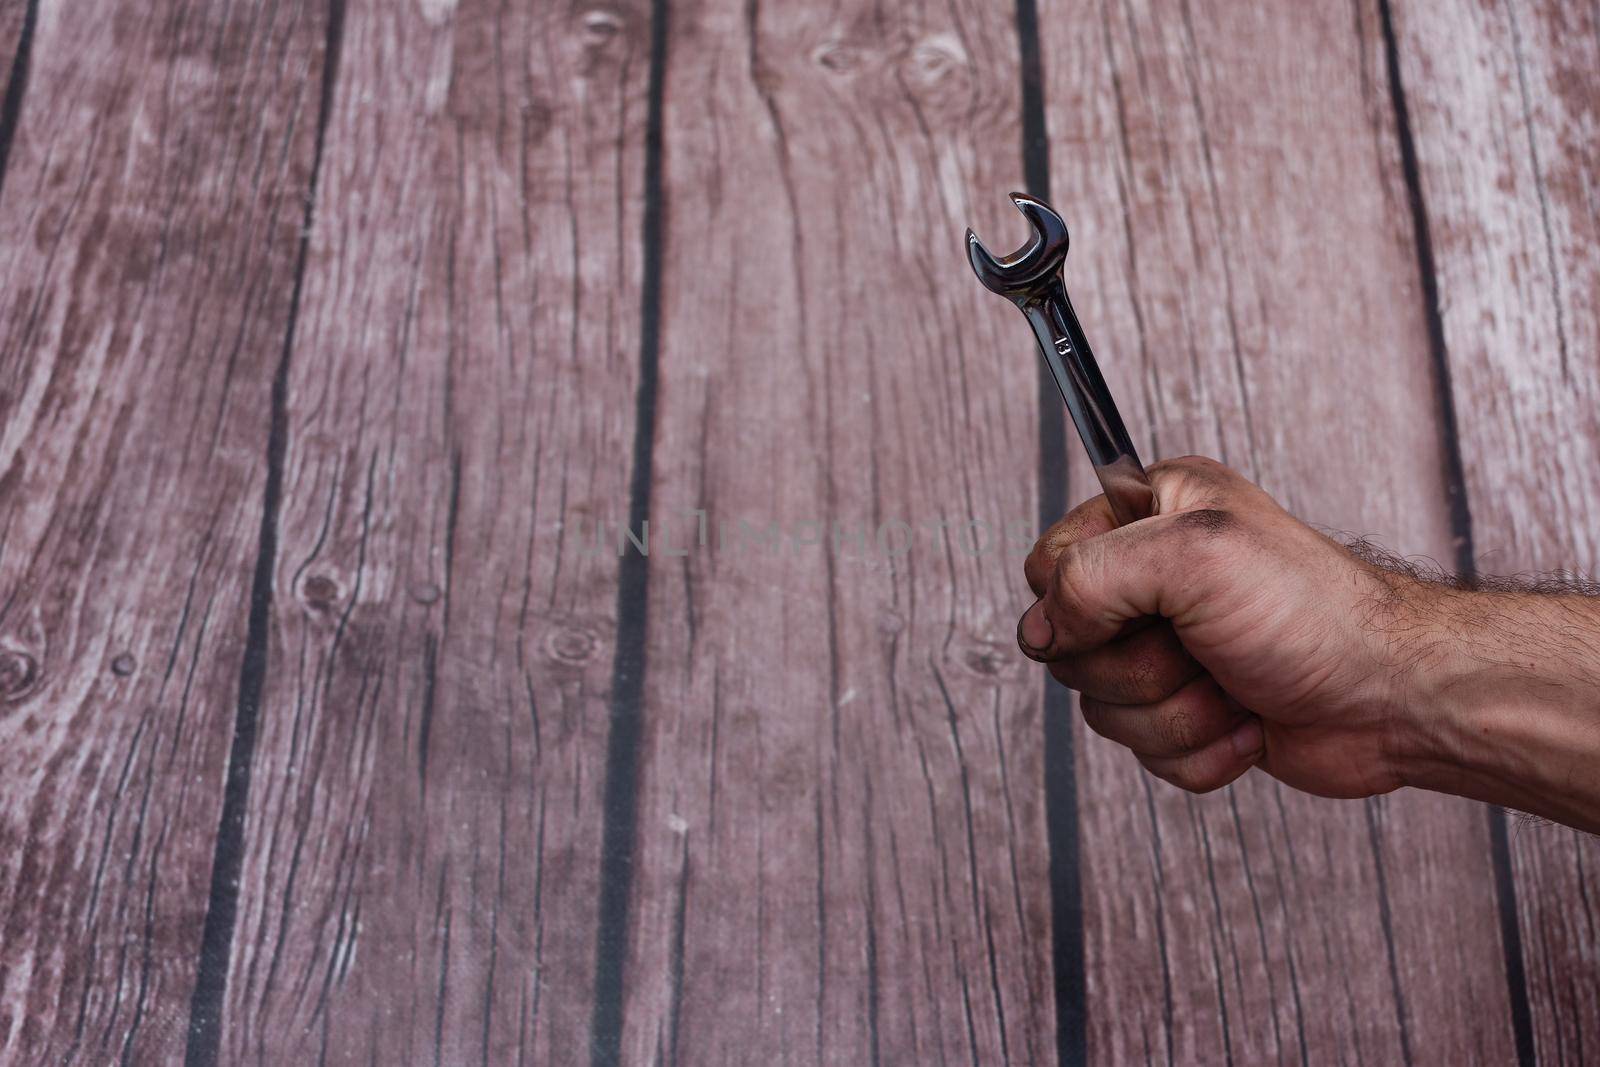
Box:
1170;455;1232;486
1170;511;1251;579
1149;455;1242;511
1178;454;1228;475
1149;454;1224;484
1174;507;1237;537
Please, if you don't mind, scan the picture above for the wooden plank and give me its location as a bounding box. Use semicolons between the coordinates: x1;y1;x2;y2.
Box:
210;1;653;1062
1388;0;1600;1057
0;0;326;1060
617;0;1059;1062
0;1;29;91
1037;1;1520;1060
0;0;35;177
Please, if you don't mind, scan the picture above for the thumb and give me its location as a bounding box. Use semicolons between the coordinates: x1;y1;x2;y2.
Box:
1019;507;1242;661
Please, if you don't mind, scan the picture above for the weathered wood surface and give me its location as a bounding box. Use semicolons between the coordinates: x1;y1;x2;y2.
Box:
0;0;1595;1063
203;1;654;1063
1040;1;1517;1061
0;1;35;188
0;0;326;1061
618;1;1053;1063
1391;1;1600;1061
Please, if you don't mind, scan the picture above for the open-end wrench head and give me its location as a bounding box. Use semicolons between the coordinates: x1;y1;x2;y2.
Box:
965;192;1070;298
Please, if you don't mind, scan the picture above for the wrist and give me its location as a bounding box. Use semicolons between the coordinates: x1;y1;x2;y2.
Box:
1387;583;1600;829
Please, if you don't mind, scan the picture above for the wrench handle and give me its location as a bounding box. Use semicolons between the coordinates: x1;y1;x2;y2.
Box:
1019;277;1156;527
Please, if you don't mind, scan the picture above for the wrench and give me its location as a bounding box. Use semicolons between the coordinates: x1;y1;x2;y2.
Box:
966;193;1156;527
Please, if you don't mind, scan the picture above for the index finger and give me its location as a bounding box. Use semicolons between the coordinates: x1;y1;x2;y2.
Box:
1025;493;1117;597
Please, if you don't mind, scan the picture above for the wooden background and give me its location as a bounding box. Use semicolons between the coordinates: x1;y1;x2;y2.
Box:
0;0;1595;1062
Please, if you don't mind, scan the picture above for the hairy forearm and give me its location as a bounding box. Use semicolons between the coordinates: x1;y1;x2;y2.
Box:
1387;581;1600;833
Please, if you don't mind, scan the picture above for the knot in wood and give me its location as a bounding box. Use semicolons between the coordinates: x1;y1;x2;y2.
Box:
581;7;623;39
301;574;342;609
963;648;1004;677
903;33;969;87
0;649;40;702
959;640;1011;679
546;627;598;666
812;39;863;75
111;653;137;677
575;4;638;75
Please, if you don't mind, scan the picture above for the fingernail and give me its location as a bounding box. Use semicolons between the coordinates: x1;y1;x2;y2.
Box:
1229;718;1265;760
1019;601;1053;653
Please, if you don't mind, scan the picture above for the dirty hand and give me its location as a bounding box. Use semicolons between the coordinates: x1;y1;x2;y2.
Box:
1019;455;1423;799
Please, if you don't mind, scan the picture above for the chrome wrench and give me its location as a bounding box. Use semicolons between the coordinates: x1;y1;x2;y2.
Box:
966;193;1156;526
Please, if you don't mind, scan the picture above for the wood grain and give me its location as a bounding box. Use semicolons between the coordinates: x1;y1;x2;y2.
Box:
616;0;1060;1061
0;0;35;187
0;0;325;1060
208;0;654;1062
1390;0;1600;1058
0;1;29;87
0;0;1595;1062
1037;0;1520;1060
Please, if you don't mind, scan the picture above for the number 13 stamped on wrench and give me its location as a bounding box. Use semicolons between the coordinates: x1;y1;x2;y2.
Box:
967;193;1157;527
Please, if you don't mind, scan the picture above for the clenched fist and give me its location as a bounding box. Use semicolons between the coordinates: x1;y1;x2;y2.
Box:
1019;455;1600;833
